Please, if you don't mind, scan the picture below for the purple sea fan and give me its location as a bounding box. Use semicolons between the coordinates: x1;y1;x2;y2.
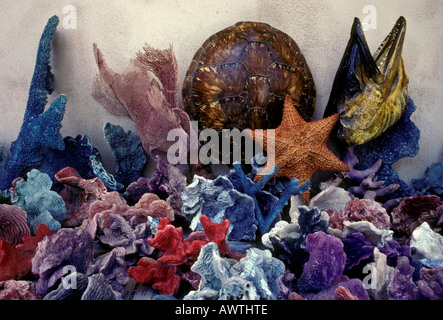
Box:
92;43;191;159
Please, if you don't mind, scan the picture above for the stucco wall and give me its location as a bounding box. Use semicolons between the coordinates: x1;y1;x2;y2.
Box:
0;0;442;184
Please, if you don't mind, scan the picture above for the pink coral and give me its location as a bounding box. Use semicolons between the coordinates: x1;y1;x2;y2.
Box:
0;223;51;281
55;167;107;227
92;43;191;159
0;204;30;246
328;198;391;231
88;192;174;227
0;280;41;300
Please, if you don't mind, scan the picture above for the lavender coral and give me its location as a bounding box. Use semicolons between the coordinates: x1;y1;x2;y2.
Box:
0;16;67;190
31;227;93;297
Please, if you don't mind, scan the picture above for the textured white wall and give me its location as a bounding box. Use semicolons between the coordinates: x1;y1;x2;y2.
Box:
0;0;442;184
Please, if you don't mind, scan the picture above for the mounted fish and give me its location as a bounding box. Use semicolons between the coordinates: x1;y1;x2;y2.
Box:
324;16;409;146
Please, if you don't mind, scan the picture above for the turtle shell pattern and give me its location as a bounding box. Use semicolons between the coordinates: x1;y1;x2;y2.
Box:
182;21;316;132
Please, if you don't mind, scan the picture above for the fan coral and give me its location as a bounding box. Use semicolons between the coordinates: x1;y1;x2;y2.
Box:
31;227;93;296
0;16;67;190
352;98;420;199
391;194;443;238
92;43;191;159
328;198;391;231
0;204;30;246
0;223;51;281
186;242;285;300
55;167;107;227
103;122;147;187
0;280;40;300
11;169;66;234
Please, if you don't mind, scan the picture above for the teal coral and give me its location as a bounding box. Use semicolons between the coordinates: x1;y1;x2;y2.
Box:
0;16;67;190
11;169;66;234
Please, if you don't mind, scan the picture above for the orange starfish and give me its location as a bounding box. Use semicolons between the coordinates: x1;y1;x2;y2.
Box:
247;95;350;202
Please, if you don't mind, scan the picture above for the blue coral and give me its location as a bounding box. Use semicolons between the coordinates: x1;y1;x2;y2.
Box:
232;162;310;235
412;160;443;196
103;122;147;187
353;98;420;198
0;16;67;190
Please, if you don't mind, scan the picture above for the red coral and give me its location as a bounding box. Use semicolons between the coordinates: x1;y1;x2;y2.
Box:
148;218;188;265
129;215;243;296
0;223;51;281
128;257;180;296
334;286;359;300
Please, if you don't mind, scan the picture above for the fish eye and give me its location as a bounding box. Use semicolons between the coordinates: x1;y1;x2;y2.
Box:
345;78;360;97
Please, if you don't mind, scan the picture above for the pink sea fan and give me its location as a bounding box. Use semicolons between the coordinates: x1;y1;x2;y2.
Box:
92;43;191;159
0;204;30;246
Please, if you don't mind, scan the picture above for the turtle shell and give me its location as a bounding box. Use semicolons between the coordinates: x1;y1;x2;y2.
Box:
182;21;316;132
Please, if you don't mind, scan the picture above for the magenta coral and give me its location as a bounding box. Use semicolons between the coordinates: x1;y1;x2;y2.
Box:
55;167;107;227
0;204;30;246
0;224;51;281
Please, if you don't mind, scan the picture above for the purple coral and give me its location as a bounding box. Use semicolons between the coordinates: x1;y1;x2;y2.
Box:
31;227;93;296
297;231;346;293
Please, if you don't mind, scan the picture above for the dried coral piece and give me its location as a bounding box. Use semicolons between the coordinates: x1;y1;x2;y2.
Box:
103;122;147;187
247;95;349;202
0;16;67;190
0;204;30;246
11;169;66;234
297;231;346;293
0;280;41;300
0;223;51;281
328;198;391;231
31;227;93;296
128;257;181;296
391;194;443;237
55;167;107;227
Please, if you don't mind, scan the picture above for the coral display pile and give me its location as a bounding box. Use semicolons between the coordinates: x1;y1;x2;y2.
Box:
1;15;442;302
